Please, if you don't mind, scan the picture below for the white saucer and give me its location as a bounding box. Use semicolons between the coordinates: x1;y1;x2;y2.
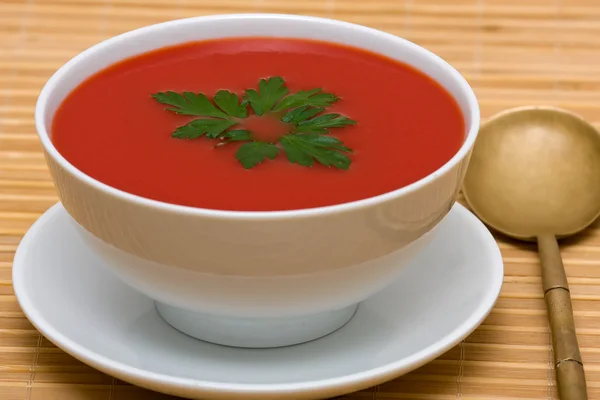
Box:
13;202;503;400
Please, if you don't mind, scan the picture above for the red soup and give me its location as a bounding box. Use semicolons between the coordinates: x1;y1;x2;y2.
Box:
52;38;465;211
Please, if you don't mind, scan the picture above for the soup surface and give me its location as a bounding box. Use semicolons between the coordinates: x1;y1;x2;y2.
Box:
52;38;465;211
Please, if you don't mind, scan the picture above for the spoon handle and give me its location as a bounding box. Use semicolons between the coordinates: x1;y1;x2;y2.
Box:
537;234;588;400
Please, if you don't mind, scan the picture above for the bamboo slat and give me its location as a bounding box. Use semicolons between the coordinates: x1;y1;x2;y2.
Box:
1;0;600;399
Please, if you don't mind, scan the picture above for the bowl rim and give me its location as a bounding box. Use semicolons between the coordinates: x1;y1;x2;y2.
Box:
35;13;480;220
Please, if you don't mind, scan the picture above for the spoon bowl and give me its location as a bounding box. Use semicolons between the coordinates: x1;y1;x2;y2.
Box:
463;106;600;241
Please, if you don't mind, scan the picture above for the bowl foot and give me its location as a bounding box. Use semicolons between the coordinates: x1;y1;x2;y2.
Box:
155;302;359;348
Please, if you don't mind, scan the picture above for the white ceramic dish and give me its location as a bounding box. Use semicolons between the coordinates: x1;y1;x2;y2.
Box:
13;202;503;400
35;14;479;347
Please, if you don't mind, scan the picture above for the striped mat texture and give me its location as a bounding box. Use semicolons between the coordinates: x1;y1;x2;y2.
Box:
1;0;600;398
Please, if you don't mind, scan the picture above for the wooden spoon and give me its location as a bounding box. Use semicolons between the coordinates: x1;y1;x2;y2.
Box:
462;106;600;400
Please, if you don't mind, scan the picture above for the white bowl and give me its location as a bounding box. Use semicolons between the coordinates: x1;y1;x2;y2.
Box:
35;14;480;348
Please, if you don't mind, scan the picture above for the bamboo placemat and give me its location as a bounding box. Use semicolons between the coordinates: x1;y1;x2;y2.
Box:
1;0;600;399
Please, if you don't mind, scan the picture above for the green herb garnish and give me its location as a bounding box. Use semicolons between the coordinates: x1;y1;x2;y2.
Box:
236;142;281;169
152;77;356;169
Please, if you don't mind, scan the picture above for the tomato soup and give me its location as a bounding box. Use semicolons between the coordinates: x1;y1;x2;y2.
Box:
51;38;465;211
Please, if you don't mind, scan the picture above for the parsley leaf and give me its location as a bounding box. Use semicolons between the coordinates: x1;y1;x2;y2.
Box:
281;106;325;124
152;91;228;118
280;133;352;169
172;119;237;139
295;114;357;134
236;142;280;169
243;77;289;116
274;89;338;112
222;129;253;142
214;90;247;118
